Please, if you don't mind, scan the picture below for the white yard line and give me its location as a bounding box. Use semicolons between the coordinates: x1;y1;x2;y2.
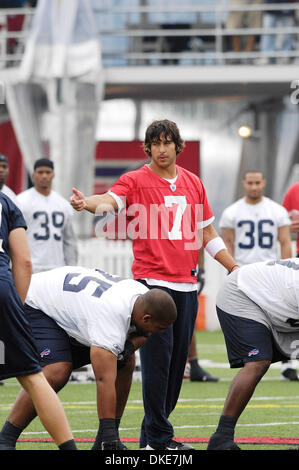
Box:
18;421;299;436
2;394;299;408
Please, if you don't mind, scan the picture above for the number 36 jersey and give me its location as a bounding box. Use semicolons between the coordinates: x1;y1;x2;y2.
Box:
219;196;291;266
17;187;77;273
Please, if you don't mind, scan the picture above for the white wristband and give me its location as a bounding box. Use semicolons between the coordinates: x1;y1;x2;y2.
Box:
205;237;226;258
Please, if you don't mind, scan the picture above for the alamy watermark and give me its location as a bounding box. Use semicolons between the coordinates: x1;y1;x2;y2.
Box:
290;80;299;105
93;199;204;251
0;340;4;365
0;81;5;105
290;340;299;361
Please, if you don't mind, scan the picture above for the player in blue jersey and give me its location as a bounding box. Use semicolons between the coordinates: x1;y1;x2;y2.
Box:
0;193;77;450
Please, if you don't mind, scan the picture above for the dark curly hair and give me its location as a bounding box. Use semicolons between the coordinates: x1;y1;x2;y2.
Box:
143;119;185;157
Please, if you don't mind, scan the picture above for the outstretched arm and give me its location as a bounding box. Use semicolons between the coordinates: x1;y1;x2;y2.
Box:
70;188;118;215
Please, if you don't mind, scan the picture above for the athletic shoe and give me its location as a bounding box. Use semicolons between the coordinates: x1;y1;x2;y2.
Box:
207;441;240;450
0;381;4;386
281;368;299;381
190;365;219;382
92;438;127;450
0;438;15;450
207;433;240;450
144;440;194;450
101;440;128;450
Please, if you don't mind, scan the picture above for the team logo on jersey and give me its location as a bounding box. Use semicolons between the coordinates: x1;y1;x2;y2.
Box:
248;348;259;357
40;348;51;358
113;344;122;354
170;183;176;192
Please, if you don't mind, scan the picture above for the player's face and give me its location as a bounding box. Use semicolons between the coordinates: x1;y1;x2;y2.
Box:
0;162;9;187
149;133;177;171
33;167;54;190
243;173;266;202
134;318;170;337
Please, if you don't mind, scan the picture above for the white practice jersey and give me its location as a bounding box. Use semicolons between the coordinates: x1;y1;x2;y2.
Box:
25;266;149;355
237;258;299;332
17;187;78;272
1;185;18;205
219;197;291;266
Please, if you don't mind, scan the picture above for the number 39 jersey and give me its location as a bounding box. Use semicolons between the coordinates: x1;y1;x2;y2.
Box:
109;164;214;283
25;266;148;355
17;188;75;273
219;197;291;266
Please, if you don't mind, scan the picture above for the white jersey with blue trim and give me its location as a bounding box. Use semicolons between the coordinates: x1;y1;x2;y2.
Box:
219;197;291;266
237;258;299;331
17;187;77;273
1;185;18;205
25;266;148;356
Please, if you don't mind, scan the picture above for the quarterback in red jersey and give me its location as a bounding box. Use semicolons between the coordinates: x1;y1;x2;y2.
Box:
71;119;238;451
108;164;214;283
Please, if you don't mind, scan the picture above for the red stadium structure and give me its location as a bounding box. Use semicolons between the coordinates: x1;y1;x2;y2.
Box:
0;120;24;194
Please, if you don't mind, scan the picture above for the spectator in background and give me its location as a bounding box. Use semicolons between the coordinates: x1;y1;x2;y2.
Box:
226;0;262;62
17;158;78;274
0;153;18;204
147;0;197;65
258;0;296;64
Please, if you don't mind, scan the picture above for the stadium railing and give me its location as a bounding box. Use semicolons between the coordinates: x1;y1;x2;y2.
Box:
0;3;299;68
94;2;299;66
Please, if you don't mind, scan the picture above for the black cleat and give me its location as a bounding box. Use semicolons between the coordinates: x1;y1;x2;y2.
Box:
190;365;219;382
144;440;194;450
207;432;241;450
0;439;15;450
281;368;299;381
101;440;128;450
165;440;194;450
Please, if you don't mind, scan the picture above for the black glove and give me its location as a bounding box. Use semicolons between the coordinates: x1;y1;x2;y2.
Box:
117;340;135;370
197;268;205;295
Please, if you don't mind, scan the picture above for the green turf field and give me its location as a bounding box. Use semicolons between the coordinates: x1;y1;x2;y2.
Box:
1;330;299;451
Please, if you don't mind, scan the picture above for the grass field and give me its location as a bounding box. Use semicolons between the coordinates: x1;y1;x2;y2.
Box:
1;329;299;452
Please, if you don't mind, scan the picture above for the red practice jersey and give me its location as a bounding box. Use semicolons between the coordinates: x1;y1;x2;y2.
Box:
109;165;214;283
282;182;299;254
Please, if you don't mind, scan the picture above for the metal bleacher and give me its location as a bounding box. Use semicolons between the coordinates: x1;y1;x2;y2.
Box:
0;3;298;99
92;1;299;100
95;2;299;65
